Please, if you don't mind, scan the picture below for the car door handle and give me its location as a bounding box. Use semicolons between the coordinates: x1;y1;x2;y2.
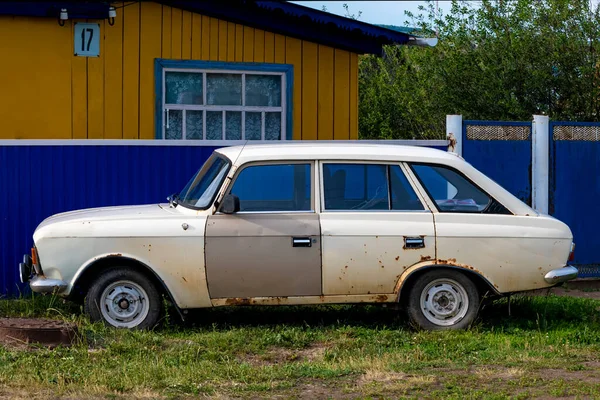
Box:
292;237;312;247
404;237;425;249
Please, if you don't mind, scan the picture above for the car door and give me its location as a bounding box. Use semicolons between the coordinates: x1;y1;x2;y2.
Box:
204;161;322;298
319;161;436;295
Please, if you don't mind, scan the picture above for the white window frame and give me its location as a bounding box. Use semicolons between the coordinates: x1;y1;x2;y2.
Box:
162;68;287;141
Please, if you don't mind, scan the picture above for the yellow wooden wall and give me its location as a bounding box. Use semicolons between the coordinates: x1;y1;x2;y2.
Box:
0;2;358;140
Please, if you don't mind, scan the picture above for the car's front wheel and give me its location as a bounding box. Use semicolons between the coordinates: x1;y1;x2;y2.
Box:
406;269;480;330
84;268;162;329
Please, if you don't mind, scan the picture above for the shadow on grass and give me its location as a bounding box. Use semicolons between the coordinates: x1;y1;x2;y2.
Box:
178;293;600;332
2;291;599;333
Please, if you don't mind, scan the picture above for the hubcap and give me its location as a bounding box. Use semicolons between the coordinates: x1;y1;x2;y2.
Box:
420;278;469;326
100;280;149;328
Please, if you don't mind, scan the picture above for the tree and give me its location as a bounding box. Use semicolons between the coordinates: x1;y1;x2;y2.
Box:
359;0;600;139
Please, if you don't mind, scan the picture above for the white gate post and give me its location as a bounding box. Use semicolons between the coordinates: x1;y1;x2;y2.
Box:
446;115;463;156
532;115;550;214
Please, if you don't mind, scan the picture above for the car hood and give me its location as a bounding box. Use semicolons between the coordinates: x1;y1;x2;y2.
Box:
36;204;170;231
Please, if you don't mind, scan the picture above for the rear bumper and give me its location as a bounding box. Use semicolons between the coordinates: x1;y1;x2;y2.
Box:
544;266;579;284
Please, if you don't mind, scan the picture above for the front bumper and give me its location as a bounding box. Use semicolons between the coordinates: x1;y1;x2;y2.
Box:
544;266;579;284
19;253;67;294
29;275;68;294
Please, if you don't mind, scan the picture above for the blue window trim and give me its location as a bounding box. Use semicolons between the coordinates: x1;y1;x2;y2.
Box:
154;58;294;141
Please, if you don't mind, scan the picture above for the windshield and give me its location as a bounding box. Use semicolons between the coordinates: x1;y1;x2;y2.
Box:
178;154;230;209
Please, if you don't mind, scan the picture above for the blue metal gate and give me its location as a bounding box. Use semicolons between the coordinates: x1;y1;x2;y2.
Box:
549;122;600;277
462;120;532;205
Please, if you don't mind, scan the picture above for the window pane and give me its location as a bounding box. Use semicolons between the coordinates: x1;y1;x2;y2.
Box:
207;73;241;105
245;75;282;106
390;165;424;210
412;164;491;212
230;164;311;212
265;112;281;140
245;112;262;140
206;111;223;140
323;164;388;210
165;109;182;140
165;72;203;105
186;110;203;140
226;111;242;140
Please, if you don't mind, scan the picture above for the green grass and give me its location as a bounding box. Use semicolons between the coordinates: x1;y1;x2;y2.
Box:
1;294;600;399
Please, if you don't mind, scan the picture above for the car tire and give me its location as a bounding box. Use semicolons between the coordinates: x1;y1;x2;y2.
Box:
84;268;162;330
406;269;480;331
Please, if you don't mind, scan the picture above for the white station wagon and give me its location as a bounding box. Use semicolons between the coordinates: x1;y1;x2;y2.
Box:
19;143;577;330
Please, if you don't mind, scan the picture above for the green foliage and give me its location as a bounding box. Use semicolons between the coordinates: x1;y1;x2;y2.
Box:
359;0;600;139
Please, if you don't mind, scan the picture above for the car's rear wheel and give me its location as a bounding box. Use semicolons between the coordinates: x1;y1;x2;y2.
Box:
406;269;480;330
84;268;162;329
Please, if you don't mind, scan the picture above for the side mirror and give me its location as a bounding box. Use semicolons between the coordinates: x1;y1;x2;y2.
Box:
220;194;240;214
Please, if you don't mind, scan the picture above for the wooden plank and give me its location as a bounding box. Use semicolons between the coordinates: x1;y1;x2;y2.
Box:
333;49;350;140
301;41;318;140
254;29;265;63
191;13;202;59
317;45;334;140
182;10;192;60
218;19;228;61
209;18;219;60
274;34;285;63
243;26;254;62
201;15;210;59
234;24;243;62
227;22;236;61
140;2;163;140
285;37;302;140
8;17;72;139
264;31;275;63
161;5;172;58
123;2;140;139
349;52;359;140
104;4;124;139
87;20;105;139
72;21;88;139
171;7;182;59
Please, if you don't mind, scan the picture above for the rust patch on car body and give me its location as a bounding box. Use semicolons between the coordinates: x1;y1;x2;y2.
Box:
395;256;400;261
420;255;432;262
375;294;388;302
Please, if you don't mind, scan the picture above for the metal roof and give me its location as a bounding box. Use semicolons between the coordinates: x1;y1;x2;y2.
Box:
0;1;431;55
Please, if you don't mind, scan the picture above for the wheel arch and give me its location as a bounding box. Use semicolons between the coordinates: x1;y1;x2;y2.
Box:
396;264;501;305
69;254;179;310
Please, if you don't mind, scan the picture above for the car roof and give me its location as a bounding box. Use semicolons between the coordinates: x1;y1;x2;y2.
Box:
215;142;456;164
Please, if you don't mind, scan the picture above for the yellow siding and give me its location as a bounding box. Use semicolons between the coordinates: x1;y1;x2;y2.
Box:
123;2;140;139
105;3;124;140
171;8;182;59
87;20;105;139
317;45;335;140
139;2;162;140
0;3;359;140
301;41;318;140
182;11;192;60
333;49;350;140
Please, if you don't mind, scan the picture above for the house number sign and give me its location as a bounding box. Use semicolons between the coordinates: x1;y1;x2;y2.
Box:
74;23;100;57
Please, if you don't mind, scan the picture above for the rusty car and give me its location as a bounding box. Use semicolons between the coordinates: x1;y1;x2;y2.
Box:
19;143;577;330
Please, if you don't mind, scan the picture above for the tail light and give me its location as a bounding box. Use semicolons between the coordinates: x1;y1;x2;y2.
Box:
568;242;575;262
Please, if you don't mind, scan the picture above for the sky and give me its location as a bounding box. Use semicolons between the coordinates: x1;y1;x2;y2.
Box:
291;1;459;26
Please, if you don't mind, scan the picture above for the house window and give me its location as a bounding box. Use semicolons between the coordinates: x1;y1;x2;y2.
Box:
156;60;293;141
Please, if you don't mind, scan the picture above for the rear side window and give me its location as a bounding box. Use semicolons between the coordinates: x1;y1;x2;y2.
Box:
411;164;493;213
230;163;311;212
322;163;424;211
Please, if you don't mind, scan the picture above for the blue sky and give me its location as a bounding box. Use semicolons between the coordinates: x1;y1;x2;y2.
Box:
292;1;457;26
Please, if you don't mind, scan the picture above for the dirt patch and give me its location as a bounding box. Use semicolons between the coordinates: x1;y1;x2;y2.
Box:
0;318;77;349
239;343;329;366
549;287;600;300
